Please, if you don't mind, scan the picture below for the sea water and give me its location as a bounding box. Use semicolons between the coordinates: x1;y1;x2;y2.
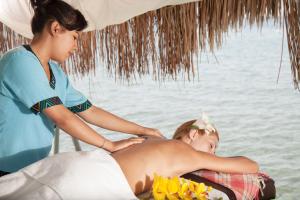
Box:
58;22;300;199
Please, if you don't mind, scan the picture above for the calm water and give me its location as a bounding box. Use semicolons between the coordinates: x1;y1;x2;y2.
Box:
57;22;300;199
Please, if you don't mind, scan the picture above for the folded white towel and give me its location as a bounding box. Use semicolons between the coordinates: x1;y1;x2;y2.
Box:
0;149;137;200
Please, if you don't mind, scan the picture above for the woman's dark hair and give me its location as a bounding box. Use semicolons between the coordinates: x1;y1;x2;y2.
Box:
30;0;88;35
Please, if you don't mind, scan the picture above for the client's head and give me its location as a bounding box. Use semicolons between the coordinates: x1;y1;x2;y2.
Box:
173;118;219;154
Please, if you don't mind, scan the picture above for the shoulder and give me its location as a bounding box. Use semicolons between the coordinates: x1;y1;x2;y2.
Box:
167;139;191;148
160;139;195;154
0;46;40;76
0;46;36;64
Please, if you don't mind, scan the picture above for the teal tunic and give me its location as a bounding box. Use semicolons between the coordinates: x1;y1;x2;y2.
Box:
0;45;92;172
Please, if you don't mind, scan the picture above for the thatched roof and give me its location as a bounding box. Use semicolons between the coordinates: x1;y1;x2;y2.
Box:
0;0;299;89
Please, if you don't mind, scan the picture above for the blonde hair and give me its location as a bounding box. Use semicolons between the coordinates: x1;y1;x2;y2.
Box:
172;120;219;140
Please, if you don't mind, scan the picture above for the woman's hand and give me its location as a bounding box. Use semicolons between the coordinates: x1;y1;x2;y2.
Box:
105;137;145;152
142;127;165;139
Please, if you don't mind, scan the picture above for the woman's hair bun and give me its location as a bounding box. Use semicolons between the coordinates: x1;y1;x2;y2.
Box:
30;0;87;34
30;0;54;10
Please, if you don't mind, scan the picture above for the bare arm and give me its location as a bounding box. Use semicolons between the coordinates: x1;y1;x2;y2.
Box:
200;152;259;173
43;105;144;152
198;152;259;174
77;105;163;138
173;142;259;175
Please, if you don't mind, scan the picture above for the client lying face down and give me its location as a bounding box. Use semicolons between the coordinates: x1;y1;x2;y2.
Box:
112;115;259;195
0;114;259;200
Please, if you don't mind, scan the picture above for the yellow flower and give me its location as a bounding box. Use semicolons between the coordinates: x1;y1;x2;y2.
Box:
197;195;208;200
151;174;213;200
166;193;179;200
188;181;198;192
153;191;166;200
178;181;190;199
167;176;180;194
194;183;208;200
156;174;168;192
153;174;160;191
153;174;168;200
196;183;206;194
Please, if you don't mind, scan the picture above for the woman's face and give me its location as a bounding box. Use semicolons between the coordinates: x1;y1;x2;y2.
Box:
51;27;79;63
190;132;219;154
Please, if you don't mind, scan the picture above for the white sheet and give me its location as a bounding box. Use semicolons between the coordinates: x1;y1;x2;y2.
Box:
0;0;201;39
0;149;137;200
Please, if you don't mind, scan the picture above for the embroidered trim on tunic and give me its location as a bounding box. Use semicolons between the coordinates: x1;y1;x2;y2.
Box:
31;96;63;114
49;68;56;89
67;100;92;113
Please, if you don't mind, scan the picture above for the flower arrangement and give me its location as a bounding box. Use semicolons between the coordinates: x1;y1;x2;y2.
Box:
149;174;213;200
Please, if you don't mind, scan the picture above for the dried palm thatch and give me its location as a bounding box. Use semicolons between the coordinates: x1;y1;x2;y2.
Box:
284;0;300;89
0;0;299;88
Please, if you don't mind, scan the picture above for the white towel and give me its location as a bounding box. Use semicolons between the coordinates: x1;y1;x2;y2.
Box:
0;149;137;200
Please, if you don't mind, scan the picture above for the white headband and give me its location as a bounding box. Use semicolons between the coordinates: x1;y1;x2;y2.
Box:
191;113;216;135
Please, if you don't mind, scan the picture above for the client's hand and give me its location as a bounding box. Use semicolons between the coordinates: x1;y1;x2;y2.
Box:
142;127;165;139
106;137;145;152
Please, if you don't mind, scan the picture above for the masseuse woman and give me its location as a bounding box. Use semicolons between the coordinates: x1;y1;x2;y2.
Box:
0;0;163;176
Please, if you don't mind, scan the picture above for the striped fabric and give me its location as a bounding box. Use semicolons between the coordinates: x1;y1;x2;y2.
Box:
68;100;92;113
191;170;268;200
31;96;63;114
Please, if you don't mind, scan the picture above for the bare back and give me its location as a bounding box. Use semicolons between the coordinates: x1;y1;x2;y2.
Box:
112;139;198;194
112;138;259;195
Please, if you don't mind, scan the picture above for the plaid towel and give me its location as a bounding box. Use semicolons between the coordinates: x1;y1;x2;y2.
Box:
192;170;268;200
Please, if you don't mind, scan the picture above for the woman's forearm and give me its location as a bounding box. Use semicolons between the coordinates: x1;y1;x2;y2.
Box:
56;113;106;147
78;106;145;135
44;105;148;152
44;105;113;151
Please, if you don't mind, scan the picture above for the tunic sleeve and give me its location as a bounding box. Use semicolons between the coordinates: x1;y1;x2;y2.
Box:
1;53;62;114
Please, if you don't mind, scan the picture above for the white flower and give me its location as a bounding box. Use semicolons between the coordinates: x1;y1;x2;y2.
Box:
192;112;216;135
